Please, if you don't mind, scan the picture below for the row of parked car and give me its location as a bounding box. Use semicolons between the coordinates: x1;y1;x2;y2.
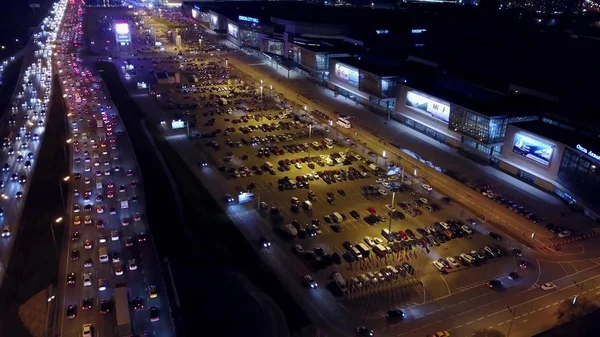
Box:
432;244;509;273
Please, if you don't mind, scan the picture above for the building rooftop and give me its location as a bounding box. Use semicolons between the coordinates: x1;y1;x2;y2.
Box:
406;74;551;118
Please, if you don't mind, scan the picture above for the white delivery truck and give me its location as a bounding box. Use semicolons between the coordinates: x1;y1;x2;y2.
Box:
331;212;343;223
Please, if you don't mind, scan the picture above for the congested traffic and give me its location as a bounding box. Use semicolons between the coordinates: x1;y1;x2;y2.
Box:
0;0;66;285
56;1;172;337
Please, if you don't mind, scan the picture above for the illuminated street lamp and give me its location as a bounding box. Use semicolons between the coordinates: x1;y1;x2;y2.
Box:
259;85;263;100
65;138;72;144
55;217;63;223
63;176;70;182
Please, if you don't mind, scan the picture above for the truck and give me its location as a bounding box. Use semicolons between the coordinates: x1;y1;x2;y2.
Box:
114;286;132;337
283;224;298;237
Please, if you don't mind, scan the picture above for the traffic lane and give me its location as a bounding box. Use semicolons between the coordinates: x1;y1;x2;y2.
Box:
401;264;600;336
533;258;600;286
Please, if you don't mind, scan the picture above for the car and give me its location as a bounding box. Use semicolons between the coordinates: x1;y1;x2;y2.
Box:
422;184;432;191
513;248;522;256
293;244;305;254
1;225;10;238
149;306;160;322
446;257;461;268
488;232;502;241
114;263;123;276
83;273;92;286
432;332;450;337
110;230;119;241
304;275;318;288
384;309;405;322
356;326;374;336
488;279;502;288
461;224;473;235
66;304;77;319
81;297;93;310
67;272;76;285
384;204;396;212
508;272;519;280
148;285;158;299
519;260;529;269
349;210;360;219
364;236;376;247
84;259;93;268
558;230;571;238
541;282;556;290
100;300;112;314
70;249;80;261
73;216;81;225
128;259;138;271
82;324;93;337
84;239;93;249
460;253;475;264
133;297;144;311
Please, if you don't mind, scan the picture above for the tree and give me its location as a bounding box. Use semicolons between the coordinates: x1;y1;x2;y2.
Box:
472;328;505;337
556;297;599;324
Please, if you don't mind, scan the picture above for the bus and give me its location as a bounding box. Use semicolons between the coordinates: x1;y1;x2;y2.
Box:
114;285;132;337
336;117;351;129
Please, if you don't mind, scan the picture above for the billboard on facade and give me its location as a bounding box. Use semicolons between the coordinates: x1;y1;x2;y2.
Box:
210;14;218;26
334;63;359;88
406;91;450;124
512;132;554;166
228;23;239;39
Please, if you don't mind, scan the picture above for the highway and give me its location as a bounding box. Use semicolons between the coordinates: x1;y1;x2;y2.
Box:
0;0;66;290
55;1;174;337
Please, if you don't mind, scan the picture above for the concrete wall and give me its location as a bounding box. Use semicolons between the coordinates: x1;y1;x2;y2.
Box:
500;124;564;182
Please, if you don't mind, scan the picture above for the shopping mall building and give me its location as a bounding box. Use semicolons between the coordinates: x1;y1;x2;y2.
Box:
182;1;600;219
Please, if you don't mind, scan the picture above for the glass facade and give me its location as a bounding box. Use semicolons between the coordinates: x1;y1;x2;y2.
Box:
450;107;537;144
316;54;328;72
558;148;600;199
240;29;259;48
403;117;448;143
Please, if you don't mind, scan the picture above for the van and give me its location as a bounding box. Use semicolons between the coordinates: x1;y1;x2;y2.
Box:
381;228;393;241
331;212;343;223
333;272;347;292
351;247;363;259
99;247;109;263
302;200;313;210
356;243;371;257
264;161;274;170
374;244;387;257
324;138;334;146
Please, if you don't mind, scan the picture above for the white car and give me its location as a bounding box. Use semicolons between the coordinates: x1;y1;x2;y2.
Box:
461;225;474;235
364;236;376;247
460;253;475;264
558;230;571;238
83;272;92;286
378;189;388;196
422;184;433;191
541;282;556;290
373;237;385;245
446;257;461;268
384;204;396;212
110;230;119;241
419;197;430;204
294;162;302;169
432;261;445;271
82;324;92;337
128;259;137;271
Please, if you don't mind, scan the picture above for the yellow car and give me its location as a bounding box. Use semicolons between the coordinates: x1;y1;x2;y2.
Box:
432;332;450;337
73;216;81;225
148;285;158;299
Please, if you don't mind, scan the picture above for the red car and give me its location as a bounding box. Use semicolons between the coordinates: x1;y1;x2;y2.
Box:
397;231;408;241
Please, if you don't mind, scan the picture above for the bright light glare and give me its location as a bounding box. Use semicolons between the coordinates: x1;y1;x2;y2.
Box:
115;23;130;35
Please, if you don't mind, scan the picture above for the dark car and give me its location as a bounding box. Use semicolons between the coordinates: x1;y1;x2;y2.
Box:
356;326;374;336
81;297;93;310
386;309;405;320
342;241;354;251
70;249;80;261
349;210;360;219
488;232;502;241
100;300;113;314
132;297;144;311
149;306;160;322
66;304;77;319
488;279;502;288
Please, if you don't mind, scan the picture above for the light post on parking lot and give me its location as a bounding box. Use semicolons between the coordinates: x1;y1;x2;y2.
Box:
59;176;69;210
387;192;396;237
308;124;312;160
259;85;263;101
506;305;516;337
198;38;202;48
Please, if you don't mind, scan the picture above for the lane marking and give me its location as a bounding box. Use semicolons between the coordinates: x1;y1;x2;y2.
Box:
455;325;463;328
466;321;474;325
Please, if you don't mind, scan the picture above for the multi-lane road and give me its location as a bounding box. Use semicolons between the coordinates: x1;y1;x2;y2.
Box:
55;1;174;337
0;0;66;290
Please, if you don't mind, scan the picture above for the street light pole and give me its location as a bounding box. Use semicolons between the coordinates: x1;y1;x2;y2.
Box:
308;124;312;160
507;306;516;337
387;192;395;237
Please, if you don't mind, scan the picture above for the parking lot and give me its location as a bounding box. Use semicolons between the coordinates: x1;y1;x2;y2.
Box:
113;34;524;315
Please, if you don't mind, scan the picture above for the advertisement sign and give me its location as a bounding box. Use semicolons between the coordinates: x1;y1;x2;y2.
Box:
210;14;218;26
239;15;259;24
115;22;129;35
406;91;450;124
512;132;554;166
171;120;185;129
228;23;239;39
576;144;600;162
334;63;359;88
